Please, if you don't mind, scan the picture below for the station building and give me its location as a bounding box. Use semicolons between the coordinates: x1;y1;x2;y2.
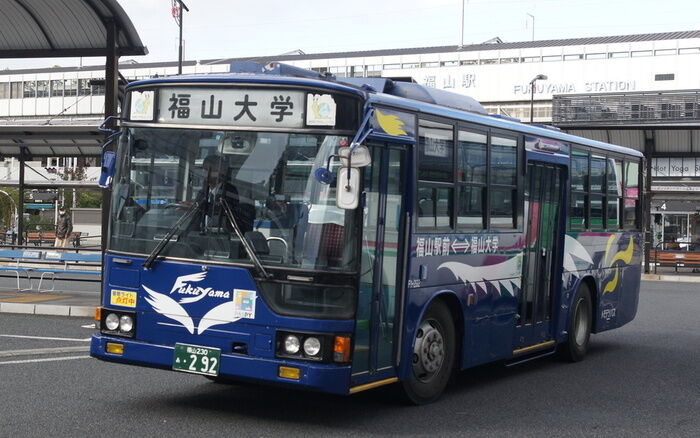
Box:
2;29;700;248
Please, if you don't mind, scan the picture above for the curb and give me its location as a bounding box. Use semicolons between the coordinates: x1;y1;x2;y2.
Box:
0;302;95;318
642;274;700;283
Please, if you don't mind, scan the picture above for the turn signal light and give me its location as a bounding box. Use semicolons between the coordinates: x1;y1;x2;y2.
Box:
94;307;101;322
333;336;351;363
278;366;301;380
106;342;124;355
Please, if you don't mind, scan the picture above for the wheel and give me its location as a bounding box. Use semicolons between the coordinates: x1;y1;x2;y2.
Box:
559;283;592;362
400;300;456;405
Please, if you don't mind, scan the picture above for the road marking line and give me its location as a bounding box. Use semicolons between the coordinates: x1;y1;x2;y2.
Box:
0;334;91;342
81;324;96;329
0;355;90;365
0;346;90;357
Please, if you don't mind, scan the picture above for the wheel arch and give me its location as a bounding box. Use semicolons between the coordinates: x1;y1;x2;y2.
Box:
574;275;598;333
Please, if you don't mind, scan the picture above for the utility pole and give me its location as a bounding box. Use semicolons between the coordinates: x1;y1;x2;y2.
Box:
173;1;190;74
526;13;535;41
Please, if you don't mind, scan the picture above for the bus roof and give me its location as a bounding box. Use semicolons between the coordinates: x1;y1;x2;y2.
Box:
126;66;643;159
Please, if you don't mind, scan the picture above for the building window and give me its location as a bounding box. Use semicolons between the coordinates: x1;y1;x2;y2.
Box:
564;54;583;60
36;80;49;97
23;81;36;98
366;65;382;77
421;62;439;68
521;56;540;63
542;55;562;62
631;50;653;57
585;53;606;60
479;59;498;64
441;61;459;67
64;79;77;96
0;83;8;99
51;80;63;97
608;51;630;58
79;79;92;95
402;63;419;69
499;57;520;64
10;82;22;99
461;59;478;65
679;47;700;54
655;73;675;81
655;49;676;56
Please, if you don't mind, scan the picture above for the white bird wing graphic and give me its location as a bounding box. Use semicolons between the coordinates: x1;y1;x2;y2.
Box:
438;254;523;296
197;301;241;335
170;271;207;293
563;235;594;277
143;285;195;334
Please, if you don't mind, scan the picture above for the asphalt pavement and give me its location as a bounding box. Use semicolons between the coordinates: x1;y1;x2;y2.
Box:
0;280;699;437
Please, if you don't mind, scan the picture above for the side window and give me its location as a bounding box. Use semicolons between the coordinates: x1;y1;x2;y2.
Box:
570;150;589;231
418;119;454;231
589;155;606;230
418;120;454;183
457;130;486;228
607;158;622;230
624;160;641;230
490;135;517;228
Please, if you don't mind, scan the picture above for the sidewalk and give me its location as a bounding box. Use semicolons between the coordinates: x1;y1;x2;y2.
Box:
0;275;99;318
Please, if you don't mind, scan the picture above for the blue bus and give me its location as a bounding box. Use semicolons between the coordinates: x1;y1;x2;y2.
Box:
91;62;643;404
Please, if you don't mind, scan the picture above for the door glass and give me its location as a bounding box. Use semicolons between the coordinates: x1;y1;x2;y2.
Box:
377;149;404;369
353;146;382;374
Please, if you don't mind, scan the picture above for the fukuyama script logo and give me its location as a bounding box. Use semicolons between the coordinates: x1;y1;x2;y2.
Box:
143;272;256;335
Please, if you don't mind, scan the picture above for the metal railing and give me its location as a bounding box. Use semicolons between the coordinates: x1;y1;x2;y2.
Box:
552;90;700;126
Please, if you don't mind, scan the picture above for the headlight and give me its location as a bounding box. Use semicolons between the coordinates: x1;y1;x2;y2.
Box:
303;337;321;356
105;313;119;331
119;315;134;333
284;335;300;354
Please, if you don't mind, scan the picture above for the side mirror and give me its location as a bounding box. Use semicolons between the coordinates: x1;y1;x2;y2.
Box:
338;144;371;167
336;167;360;210
99;151;117;188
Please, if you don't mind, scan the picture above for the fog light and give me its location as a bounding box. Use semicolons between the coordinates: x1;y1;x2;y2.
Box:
279;366;300;380
106;342;124;355
284;335;300;354
105;313;119;331
119;315;134;333
303;337;321;356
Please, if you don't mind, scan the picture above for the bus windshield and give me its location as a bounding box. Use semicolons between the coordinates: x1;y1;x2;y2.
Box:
109;127;358;272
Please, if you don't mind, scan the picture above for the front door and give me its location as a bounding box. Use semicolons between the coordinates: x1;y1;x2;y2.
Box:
352;144;406;379
515;162;564;350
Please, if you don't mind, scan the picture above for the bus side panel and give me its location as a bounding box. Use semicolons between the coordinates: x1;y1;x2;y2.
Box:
561;231;642;335
398;233;523;380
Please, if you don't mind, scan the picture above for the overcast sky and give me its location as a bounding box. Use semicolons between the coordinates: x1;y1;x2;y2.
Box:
1;0;699;70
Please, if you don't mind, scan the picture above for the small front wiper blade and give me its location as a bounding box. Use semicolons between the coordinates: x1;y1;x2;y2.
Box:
219;197;271;279
142;194;206;269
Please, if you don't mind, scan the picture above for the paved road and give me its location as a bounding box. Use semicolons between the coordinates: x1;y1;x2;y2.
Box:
1;280;699;437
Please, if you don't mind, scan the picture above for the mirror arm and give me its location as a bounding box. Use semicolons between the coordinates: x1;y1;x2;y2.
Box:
349;108;375;153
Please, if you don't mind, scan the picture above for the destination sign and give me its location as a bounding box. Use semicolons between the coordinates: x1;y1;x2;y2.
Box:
156;88;306;128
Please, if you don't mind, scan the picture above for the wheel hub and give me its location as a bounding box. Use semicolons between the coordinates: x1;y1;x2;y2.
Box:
412;320;444;381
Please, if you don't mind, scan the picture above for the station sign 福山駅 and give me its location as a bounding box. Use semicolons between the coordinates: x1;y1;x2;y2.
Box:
127;89;338;128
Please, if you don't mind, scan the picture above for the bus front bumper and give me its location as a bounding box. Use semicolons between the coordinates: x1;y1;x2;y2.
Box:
90;334;351;395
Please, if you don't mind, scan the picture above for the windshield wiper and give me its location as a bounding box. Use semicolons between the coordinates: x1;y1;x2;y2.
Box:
142;193;207;269
219;197;271;279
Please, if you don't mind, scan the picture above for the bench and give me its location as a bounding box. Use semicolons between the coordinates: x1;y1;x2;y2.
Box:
25;231;82;247
651;249;700;273
0;249;101;292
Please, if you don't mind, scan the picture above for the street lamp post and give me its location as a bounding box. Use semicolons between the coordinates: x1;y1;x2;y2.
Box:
172;0;190;75
529;74;548;123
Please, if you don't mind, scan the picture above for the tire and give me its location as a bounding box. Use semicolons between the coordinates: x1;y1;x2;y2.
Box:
400;300;456;405
559;283;592;362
